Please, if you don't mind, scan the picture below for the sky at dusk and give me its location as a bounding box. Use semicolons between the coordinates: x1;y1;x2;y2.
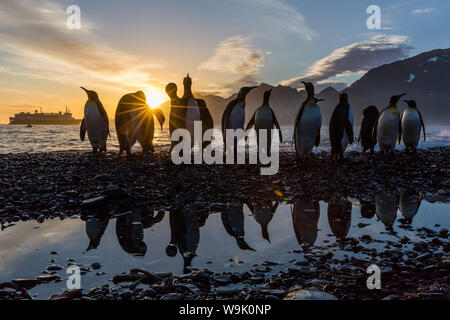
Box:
0;0;449;123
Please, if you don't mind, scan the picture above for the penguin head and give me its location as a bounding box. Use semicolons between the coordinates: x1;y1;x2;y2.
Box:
389;93;406;106
301;81;315;98
152;107;166;130
339;93;348;103
363;105;379;118
165;244;178;257
134;91;146;104
237;86;257;100
183;73;192;88
80;87;99;101
165;83;178;99
403;100;417;108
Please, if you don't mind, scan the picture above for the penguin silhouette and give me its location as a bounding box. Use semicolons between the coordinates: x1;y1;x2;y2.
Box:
181;74;202;150
166;206;200;274
166;83;185;152
327;200;352;240
399;190;422;224
80;87;109;153
248;201;279;243
375;193;398;230
115;91;165;156
401;100;426;152
246;89;283;156
85;218;109;251
293;82;323;160
292;200;320;249
329;93;354;160
222;86;257;158
373;94;405;156
221;202;255;251
358;106;379;154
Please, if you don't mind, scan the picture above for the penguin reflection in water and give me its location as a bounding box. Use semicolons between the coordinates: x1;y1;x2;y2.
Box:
292;201;320;249
80;87;110;153
373;94;405;157
329;93;354;160
247;201;279;243
221;202;255;251
166;207;203;274
294;82;323;161
115;91;165;156
246;89;283;156
116;211;165;257
399;189;422;224
401;100;426;153
85;218;109;251
327;200;352;241
358;106;379;155
375;193;398;230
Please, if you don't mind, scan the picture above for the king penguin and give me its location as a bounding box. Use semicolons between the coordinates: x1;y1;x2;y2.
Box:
181;74;202;150
248;201;279;243
293;82;323;160
373;94;405;156
115;91;165;156
221;202;255;251
292;200;320;249
80;87;109;153
358;106;379;154
246;89;283;155
375;193;398;230
221;86;256;155
327;200;352;240
401;100;426;152
399;190;422;224
329;93;354;160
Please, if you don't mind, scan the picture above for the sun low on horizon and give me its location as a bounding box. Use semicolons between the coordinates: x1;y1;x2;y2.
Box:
144;87;169;109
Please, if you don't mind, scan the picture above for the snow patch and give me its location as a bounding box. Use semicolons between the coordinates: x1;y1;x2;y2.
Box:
428;56;438;62
406;73;416;83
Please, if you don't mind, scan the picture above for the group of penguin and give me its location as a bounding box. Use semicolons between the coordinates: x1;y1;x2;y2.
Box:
80;76;426;159
84;190;421;273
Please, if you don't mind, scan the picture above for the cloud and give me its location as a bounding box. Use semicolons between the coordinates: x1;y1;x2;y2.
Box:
411;8;435;14
199;36;264;91
282;34;413;88
0;0;162;88
232;0;317;41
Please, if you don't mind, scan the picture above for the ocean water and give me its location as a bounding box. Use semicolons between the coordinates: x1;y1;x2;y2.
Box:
0;124;449;154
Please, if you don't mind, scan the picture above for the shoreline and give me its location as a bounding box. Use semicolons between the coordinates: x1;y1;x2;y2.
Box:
0;147;449;300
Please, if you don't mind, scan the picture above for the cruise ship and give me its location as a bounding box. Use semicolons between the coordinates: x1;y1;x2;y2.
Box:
9;107;81;125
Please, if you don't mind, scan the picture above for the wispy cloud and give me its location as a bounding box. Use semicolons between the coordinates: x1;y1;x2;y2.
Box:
231;0;317;41
411;8;436;14
282;34;413;88
0;0;162;89
199;36;264;92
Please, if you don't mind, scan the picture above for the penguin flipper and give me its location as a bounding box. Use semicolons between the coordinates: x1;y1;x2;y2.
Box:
80;119;86;141
272;110;283;142
345;120;354;144
315;127;321;147
372;109;384;142
358;123;362;143
221;101;236;144
292;101;306;147
245;112;256;131
95;100;110;136
397;114;402;145
417;109;426;142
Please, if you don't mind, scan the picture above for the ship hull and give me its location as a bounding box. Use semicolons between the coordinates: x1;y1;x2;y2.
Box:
9;119;81;125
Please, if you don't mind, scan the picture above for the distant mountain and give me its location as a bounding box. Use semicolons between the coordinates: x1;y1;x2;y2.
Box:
158;48;450;128
344;48;450;125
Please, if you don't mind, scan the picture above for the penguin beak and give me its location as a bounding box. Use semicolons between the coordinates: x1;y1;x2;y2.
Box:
80;87;88;93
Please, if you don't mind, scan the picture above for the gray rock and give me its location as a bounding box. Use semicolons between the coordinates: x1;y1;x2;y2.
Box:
284;288;338;300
